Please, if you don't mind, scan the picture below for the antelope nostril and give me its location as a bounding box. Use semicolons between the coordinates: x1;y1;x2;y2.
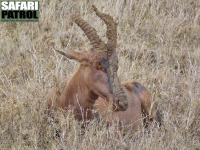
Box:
118;100;128;111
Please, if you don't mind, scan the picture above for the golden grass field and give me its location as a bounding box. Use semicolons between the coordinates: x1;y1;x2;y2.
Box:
0;0;200;149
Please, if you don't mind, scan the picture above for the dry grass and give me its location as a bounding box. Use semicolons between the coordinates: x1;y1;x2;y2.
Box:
0;0;200;149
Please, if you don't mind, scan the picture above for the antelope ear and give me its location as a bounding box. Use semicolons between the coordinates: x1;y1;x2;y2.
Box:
55;49;88;63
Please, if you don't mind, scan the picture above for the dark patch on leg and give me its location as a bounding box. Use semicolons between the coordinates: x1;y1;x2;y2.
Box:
93;111;101;122
132;82;143;95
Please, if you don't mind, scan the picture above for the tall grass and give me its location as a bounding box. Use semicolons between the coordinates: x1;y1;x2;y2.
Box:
0;0;200;149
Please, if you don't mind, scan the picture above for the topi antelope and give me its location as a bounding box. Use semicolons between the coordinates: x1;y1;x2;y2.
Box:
48;5;160;130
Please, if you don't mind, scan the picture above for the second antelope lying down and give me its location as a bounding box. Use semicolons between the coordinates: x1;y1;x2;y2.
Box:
48;5;160;130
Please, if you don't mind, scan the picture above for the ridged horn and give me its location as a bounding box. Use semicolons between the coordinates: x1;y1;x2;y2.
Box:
72;16;106;50
92;5;117;56
108;53;128;111
92;5;128;110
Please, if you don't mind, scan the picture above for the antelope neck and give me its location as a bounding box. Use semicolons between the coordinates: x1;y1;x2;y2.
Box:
60;65;98;120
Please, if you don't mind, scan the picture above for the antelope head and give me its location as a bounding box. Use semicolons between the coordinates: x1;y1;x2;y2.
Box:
56;5;128;111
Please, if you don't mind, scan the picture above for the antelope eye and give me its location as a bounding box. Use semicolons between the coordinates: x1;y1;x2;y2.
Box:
96;62;101;68
96;62;105;71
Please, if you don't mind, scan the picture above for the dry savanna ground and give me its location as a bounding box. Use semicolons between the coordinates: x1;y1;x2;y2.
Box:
0;0;200;149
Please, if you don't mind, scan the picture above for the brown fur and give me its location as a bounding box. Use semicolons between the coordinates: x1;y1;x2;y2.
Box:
48;50;158;130
48;50;115;121
95;82;153;131
48;5;160;130
71;6;129;111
